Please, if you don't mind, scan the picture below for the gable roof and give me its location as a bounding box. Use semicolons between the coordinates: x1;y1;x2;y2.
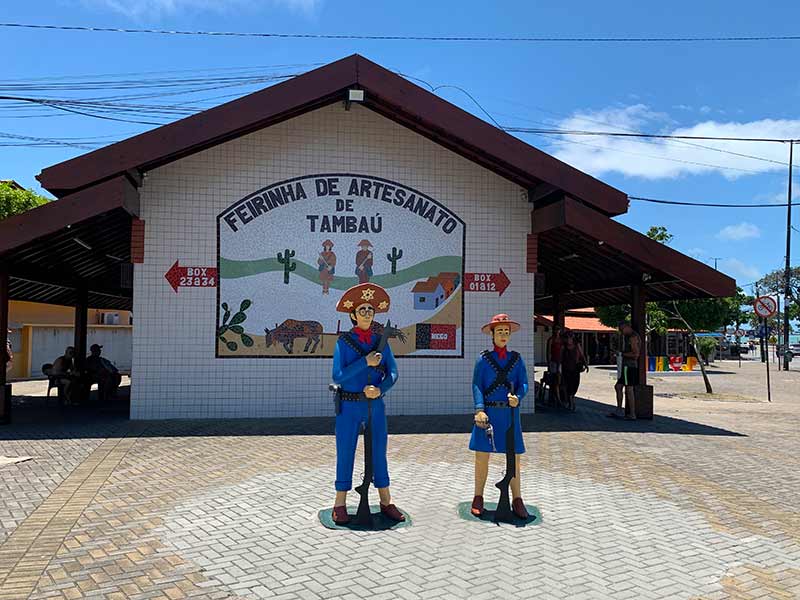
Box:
37;54;628;216
412;280;444;294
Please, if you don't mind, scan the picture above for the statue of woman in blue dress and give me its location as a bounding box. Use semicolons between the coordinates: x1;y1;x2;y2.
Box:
469;313;530;519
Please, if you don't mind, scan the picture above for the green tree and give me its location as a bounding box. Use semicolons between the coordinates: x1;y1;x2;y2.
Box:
645;226;673;244
0;182;48;220
595;226;743;394
695;337;718;365
754;267;800;324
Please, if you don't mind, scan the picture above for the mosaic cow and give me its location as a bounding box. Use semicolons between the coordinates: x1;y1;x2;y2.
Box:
265;320;324;354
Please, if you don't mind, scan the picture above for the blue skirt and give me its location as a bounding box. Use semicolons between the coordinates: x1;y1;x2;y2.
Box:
469;406;525;453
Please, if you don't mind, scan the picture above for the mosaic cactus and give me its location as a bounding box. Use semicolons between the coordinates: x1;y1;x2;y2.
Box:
386;246;403;275
277;249;297;284
218;299;254;351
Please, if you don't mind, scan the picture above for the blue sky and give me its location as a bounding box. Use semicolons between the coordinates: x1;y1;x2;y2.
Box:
3;0;800;293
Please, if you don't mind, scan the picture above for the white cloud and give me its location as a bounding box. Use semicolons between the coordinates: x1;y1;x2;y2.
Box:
546;104;800;180
79;0;320;18
716;222;761;241
719;258;761;282
685;247;706;259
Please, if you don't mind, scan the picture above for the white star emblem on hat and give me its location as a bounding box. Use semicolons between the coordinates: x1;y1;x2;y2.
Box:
343;300;354;309
378;300;388;310
361;288;375;301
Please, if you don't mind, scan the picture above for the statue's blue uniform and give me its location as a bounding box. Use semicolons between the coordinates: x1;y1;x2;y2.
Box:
469;350;529;453
332;331;398;491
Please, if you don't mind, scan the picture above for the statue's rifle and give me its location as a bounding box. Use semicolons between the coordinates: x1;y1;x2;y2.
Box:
353;320;392;527
356;251;373;271
494;382;517;523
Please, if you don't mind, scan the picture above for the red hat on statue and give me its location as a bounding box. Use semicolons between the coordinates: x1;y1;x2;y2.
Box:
481;313;521;334
336;283;391;313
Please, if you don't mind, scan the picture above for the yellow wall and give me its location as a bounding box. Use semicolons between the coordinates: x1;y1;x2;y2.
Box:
7;301;132;378
9;300;132;326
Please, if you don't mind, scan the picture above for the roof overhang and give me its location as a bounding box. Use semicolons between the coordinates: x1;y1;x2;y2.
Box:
0;176;137;310
37;55;628;216
532;196;737;313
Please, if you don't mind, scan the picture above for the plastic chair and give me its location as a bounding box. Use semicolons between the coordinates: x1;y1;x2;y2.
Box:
41;363;62;407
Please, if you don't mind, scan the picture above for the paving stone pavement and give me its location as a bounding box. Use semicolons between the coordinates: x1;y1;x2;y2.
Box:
0;360;799;599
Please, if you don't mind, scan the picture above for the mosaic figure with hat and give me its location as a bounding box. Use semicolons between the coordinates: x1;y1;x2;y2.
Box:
317;239;337;295
355;239;373;284
470;313;530;519
329;282;404;525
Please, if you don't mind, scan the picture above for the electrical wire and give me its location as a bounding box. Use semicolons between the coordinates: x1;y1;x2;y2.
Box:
3;23;800;43
493;107;799;169
503;126;800;143
630;195;799;208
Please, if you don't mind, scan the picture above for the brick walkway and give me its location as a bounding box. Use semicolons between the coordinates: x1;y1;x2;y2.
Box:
1;360;799;599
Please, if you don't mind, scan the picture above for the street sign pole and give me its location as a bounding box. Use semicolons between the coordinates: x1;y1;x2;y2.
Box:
737;334;741;368
762;317;772;402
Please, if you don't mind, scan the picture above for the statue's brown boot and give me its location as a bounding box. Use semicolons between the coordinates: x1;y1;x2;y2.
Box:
380;503;405;521
512;498;529;519
332;506;350;525
471;495;484;516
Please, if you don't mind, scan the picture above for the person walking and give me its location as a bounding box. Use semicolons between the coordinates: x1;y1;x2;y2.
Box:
561;331;588;412
610;321;641;420
545;324;563;407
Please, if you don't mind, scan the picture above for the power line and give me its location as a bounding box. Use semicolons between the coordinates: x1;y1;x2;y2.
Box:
3;23;800;43
426;81;800;175
503;126;800;144
530;134;776;175
496;109;796;168
630;195;800;208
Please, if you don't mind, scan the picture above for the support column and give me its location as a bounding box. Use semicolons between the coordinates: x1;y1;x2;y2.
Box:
0;268;9;423
630;284;647;385
553;293;565;330
74;285;89;373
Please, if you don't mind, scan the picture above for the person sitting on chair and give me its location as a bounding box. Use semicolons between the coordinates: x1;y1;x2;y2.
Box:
86;344;121;402
52;346;79;405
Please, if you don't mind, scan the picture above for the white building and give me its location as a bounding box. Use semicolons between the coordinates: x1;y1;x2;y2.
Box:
0;55;736;420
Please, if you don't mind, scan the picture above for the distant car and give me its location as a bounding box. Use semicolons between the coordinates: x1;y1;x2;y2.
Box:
729;343;749;355
775;343;800;361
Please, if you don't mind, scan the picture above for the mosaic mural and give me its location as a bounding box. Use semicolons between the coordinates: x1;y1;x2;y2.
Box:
217;174;465;357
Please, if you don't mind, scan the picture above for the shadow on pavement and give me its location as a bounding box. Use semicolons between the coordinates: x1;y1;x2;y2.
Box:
1;386;744;440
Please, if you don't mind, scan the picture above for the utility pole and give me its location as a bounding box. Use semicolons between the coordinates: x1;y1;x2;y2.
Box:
784;141;793;371
710;257;723;271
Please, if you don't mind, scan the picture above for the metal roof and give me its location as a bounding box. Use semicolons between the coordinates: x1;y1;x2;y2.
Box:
0;177;135;310
532;196;737;313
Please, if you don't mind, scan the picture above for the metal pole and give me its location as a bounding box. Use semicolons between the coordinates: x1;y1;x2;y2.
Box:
0;268;9;424
784;141;793;371
763;317;771;402
755;285;765;363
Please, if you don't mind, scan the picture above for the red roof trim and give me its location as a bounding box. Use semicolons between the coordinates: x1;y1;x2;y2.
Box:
0;176;138;256
533;196;737;298
37;55;628;216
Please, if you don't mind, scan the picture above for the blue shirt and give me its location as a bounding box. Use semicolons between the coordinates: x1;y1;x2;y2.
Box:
332;331;398;395
472;350;529;411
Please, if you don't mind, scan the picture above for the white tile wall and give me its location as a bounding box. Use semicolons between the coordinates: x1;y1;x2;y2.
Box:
132;103;536;419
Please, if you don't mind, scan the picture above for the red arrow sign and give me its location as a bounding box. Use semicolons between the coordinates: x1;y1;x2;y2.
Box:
165;260;218;293
463;269;511;297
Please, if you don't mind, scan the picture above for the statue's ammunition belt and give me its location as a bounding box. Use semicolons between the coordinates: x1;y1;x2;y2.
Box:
338;390;368;401
484;400;510;407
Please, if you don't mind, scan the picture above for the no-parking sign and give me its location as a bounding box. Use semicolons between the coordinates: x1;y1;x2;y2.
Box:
754;296;777;319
